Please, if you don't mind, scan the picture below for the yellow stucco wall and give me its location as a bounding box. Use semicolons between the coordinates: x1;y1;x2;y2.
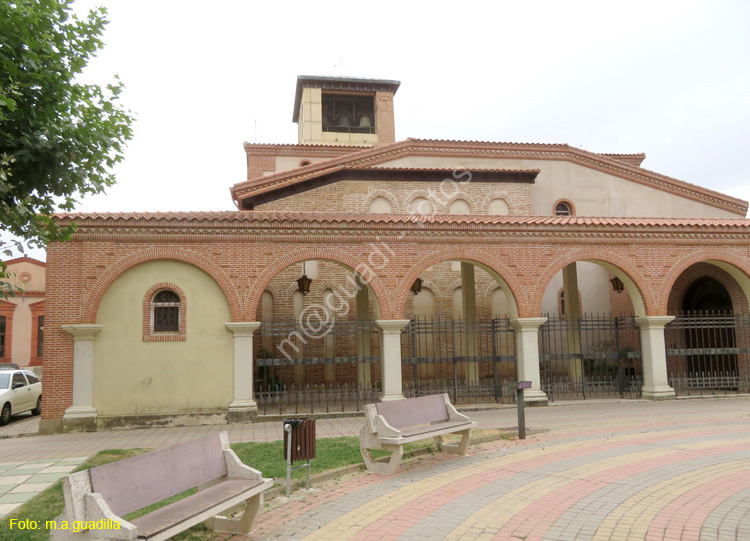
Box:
93;260;233;416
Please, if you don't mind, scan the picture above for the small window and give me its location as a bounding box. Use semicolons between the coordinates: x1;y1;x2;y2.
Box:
143;284;186;341
12;372;27;388
25;372;40;385
555;200;574;216
556;202;571;216
151;290;180;333
299;160;312;167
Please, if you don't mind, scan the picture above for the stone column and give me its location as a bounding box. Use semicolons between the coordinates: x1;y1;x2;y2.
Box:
62;324;102;431
634;316;676;400
562;263;582;379
510;318;548;404
376;319;410;401
226;322;261;422
461;262;479;384
356;287;372;387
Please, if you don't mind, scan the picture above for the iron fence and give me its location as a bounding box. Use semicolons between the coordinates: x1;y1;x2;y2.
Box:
256;383;380;415
539;314;643;400
666;311;750;395
254;318;380;399
402;316;517;404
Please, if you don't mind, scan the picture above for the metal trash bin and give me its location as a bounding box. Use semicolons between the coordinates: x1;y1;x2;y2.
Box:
283;417;315;496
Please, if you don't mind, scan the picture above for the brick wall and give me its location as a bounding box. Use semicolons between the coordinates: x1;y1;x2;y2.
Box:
41;215;750;422
255;180;532;215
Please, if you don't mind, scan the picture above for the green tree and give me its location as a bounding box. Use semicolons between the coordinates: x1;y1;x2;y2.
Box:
0;0;133;294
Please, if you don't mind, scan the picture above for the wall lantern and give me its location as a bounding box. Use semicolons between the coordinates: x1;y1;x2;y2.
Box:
411;277;423;295
297;261;312;295
610;276;625;294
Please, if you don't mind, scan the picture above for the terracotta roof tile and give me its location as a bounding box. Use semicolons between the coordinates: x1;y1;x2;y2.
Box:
53;211;750;230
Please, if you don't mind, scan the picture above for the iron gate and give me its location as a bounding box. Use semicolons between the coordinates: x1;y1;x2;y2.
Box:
402;316;517;404
539;315;643;400
254;318;381;414
666;311;750;395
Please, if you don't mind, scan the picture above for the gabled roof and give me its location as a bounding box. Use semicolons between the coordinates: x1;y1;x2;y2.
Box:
230;138;748;215
3;255;46;268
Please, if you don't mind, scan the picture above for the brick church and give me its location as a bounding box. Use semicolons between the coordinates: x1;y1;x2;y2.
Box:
40;76;750;433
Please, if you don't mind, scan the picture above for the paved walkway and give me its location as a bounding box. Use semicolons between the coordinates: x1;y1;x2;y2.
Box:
1;398;749;539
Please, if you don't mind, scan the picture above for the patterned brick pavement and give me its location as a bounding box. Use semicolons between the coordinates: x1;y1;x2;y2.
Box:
249;399;750;540
1;398;749;539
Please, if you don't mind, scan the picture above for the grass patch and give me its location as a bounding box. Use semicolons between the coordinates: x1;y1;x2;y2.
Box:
0;429;509;540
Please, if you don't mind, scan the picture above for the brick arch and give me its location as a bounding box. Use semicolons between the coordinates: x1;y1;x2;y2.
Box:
481;191;517;215
396;247;527;319
446;278;480;295
83;248;242;324
247;248;390;320
402;189;440;215
531;249;652;317
364;189;399;212
444;191;477;214
659;251;750;313
419;280;443;297
666;263;750;315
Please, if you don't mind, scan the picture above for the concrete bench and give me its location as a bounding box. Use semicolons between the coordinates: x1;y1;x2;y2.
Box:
360;393;477;474
51;432;272;540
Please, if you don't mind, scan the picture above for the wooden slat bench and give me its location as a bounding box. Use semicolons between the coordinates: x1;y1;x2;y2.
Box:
50;432;272;540
360;393;477;475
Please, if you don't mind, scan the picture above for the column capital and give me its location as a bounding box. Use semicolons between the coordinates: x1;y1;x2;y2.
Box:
225;322;261;336
634;316;675;330
375;319;410;334
509;317;548;331
62;324;103;341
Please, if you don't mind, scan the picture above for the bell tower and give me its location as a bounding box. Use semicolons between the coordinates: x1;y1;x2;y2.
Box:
292;75;400;146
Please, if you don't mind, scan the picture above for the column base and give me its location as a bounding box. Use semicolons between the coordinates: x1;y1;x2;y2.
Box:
227;401;258;423
63;406;98;432
380;394;405;402
642;386;676;400
523;389;549;405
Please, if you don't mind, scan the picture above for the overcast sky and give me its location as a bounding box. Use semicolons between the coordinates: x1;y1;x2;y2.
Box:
8;0;750;260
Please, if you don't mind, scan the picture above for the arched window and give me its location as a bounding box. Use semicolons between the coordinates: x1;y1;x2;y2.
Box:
151;290;180;333
555;200;574;216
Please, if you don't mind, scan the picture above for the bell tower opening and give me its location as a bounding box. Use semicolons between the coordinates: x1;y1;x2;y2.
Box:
292;75;400;147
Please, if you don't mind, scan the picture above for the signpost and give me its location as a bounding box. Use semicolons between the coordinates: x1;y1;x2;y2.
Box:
517;381;531;440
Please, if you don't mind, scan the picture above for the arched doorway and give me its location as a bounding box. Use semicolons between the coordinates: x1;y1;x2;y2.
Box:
536;258;647;400
677;277;738;379
401;254;521;404
251;257;384;413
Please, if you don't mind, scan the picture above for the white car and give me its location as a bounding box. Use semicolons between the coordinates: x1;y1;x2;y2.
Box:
0;368;42;425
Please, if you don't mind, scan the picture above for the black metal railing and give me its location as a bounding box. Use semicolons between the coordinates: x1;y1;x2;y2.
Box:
666;311;750;395
402;316;517;404
539;314;643;401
